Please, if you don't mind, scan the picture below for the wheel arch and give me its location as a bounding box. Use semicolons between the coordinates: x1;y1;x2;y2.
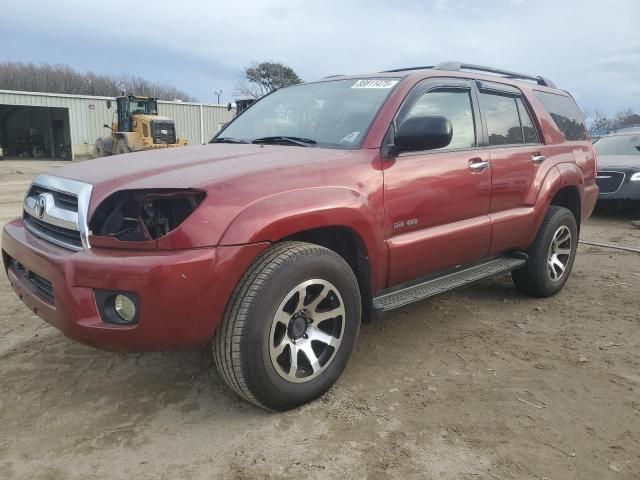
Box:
550;185;581;230
526;164;584;246
282;226;375;323
218;187;387;296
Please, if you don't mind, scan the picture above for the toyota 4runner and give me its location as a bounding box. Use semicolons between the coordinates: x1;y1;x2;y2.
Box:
2;62;598;410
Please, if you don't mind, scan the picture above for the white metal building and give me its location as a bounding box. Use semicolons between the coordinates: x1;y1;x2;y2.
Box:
0;89;236;160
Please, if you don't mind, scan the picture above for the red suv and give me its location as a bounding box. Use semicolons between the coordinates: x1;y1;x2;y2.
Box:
2;62;598;410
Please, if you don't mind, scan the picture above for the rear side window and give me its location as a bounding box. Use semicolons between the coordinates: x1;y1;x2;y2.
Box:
479;93;523;146
534;91;587;141
406;89;476;150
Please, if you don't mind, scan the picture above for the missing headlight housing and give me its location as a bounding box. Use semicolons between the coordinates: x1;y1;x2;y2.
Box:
90;189;206;242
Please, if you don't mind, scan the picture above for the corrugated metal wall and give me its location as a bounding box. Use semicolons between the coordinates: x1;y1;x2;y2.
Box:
158;101;234;144
0;90;235;159
0;90;113;157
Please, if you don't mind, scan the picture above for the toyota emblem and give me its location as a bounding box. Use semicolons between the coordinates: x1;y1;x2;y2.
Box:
35;195;47;218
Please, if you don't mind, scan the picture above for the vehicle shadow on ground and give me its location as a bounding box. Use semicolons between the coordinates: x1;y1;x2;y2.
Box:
2;276;521;429
0;276;548;464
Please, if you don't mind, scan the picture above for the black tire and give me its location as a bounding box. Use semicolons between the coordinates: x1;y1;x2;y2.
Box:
212;241;361;410
512;206;578;297
115;139;130;155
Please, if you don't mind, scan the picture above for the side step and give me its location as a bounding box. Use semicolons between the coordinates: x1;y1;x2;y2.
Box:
373;255;527;312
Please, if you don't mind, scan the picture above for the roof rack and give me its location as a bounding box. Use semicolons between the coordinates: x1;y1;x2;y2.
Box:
382;62;556;88
383;65;434;73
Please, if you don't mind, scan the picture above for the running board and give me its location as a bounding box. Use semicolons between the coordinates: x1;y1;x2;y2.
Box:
373;255;527;312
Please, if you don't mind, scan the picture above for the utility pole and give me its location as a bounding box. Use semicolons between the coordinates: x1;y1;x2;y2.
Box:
214;89;223;104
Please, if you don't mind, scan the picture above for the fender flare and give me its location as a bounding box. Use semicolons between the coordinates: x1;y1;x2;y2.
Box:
218;187;387;291
526;163;584;245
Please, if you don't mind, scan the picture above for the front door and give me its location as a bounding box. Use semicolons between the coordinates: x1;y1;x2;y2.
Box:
383;79;492;287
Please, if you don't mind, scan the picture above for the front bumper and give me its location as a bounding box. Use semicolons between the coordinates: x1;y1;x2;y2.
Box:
2;219;268;352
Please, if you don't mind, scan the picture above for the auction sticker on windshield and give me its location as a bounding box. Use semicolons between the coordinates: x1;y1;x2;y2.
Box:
351;79;399;89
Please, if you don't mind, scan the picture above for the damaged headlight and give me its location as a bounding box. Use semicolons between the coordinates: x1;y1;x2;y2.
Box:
89;189;206;243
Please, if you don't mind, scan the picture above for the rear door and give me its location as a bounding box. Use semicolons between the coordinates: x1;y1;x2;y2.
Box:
382;78;492;286
475;82;548;254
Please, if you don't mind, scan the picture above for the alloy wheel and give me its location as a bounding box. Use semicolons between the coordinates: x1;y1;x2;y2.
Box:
269;279;345;383
547;225;572;281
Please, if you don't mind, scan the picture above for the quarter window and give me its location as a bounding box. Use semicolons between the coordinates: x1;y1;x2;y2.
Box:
534;91;587;141
479;93;523;146
405;89;476;150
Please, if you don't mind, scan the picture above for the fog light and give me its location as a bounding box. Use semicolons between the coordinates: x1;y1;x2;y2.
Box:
114;294;136;322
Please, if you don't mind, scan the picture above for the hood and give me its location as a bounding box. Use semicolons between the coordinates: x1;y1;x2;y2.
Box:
597;154;640;170
53;144;363;211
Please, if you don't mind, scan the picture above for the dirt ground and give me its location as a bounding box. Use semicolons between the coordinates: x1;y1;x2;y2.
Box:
0;160;638;480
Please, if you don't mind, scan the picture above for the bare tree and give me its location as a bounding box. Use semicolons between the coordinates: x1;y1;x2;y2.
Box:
587;110;612;136
584;108;640;135
0;61;196;101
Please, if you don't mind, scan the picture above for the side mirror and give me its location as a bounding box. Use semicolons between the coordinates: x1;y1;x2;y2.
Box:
394;115;453;151
106;100;112;109
103;124;110;129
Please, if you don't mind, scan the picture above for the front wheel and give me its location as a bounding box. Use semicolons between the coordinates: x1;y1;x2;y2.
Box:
212;242;361;410
512;206;578;297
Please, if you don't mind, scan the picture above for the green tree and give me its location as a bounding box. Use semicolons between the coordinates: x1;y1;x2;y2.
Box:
235;61;302;99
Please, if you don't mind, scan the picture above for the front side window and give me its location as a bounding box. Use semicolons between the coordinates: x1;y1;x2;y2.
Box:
594;134;640;156
216;78;400;149
480;93;523;146
405;89;476;150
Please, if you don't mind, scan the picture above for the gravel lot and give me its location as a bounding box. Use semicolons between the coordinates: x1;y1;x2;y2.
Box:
1;160;639;480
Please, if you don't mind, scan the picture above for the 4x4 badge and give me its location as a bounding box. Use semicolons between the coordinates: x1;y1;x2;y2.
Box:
393;218;418;230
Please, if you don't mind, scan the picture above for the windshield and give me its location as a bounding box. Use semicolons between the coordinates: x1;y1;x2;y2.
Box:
594;134;640;156
215;78;400;148
129;100;148;115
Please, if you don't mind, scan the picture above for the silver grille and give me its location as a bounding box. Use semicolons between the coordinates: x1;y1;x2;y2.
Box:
22;175;93;251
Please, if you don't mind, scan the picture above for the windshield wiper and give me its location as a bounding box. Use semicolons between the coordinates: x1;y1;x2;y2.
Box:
251;136;317;147
211;137;250;144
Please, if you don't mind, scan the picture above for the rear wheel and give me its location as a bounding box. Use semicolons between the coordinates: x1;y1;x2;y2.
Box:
512;206;578;297
115;139;130;155
212;241;361;410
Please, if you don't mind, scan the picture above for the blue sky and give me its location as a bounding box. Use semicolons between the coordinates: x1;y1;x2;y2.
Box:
2;0;639;115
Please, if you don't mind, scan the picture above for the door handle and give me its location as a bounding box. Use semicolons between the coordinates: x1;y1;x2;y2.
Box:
468;158;489;173
532;154;546;165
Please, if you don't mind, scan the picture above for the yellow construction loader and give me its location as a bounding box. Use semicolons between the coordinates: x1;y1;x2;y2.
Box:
96;95;187;156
